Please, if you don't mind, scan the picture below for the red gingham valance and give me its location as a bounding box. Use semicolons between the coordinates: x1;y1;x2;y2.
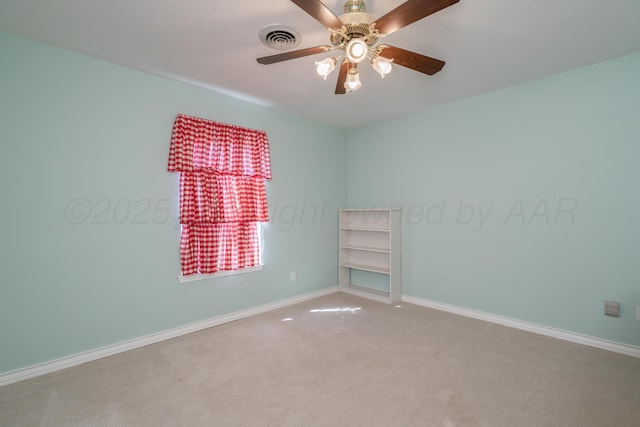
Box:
168;114;271;180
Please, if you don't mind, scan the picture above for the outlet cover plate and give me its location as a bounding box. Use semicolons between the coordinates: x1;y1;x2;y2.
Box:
604;300;620;317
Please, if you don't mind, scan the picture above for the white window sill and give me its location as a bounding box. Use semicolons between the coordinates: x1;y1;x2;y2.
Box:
179;265;263;283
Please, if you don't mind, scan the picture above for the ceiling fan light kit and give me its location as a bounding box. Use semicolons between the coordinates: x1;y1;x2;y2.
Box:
257;0;460;94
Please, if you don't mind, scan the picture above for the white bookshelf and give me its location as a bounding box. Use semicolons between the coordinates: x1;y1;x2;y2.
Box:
338;209;401;303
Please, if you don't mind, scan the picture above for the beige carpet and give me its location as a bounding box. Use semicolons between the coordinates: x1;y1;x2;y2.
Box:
1;292;639;426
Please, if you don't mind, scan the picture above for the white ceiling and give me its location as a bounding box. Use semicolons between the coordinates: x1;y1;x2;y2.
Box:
1;0;640;129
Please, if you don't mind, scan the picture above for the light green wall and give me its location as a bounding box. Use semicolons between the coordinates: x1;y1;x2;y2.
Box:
347;53;640;346
0;32;348;373
1;31;638;375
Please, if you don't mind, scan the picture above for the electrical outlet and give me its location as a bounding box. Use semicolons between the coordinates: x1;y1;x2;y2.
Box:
636;305;640;321
604;300;620;317
290;272;296;281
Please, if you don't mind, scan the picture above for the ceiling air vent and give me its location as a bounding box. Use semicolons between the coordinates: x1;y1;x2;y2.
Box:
259;25;301;50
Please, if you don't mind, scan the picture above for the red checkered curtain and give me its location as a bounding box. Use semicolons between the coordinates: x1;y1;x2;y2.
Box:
167;114;271;276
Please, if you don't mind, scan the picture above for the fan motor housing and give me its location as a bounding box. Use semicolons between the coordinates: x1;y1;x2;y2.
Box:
333;12;378;46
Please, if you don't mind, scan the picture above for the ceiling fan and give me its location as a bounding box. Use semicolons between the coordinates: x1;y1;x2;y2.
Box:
257;0;460;94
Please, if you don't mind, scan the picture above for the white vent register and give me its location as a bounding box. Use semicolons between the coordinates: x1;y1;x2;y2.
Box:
338;209;401;303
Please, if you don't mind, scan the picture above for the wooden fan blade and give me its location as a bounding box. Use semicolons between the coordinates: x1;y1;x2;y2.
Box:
334;60;349;94
257;46;331;65
378;45;445;75
291;0;344;29
373;0;460;35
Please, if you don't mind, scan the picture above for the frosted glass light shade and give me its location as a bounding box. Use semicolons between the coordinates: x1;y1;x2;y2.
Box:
315;57;337;80
372;56;393;78
345;38;368;63
344;68;362;92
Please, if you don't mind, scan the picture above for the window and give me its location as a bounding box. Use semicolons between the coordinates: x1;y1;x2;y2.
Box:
167;114;271;279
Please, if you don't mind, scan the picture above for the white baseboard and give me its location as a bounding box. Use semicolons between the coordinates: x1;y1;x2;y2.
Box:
402;294;640;359
5;287;635;387
0;286;339;387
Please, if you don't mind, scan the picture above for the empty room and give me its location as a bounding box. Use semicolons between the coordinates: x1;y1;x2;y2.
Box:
1;0;639;426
